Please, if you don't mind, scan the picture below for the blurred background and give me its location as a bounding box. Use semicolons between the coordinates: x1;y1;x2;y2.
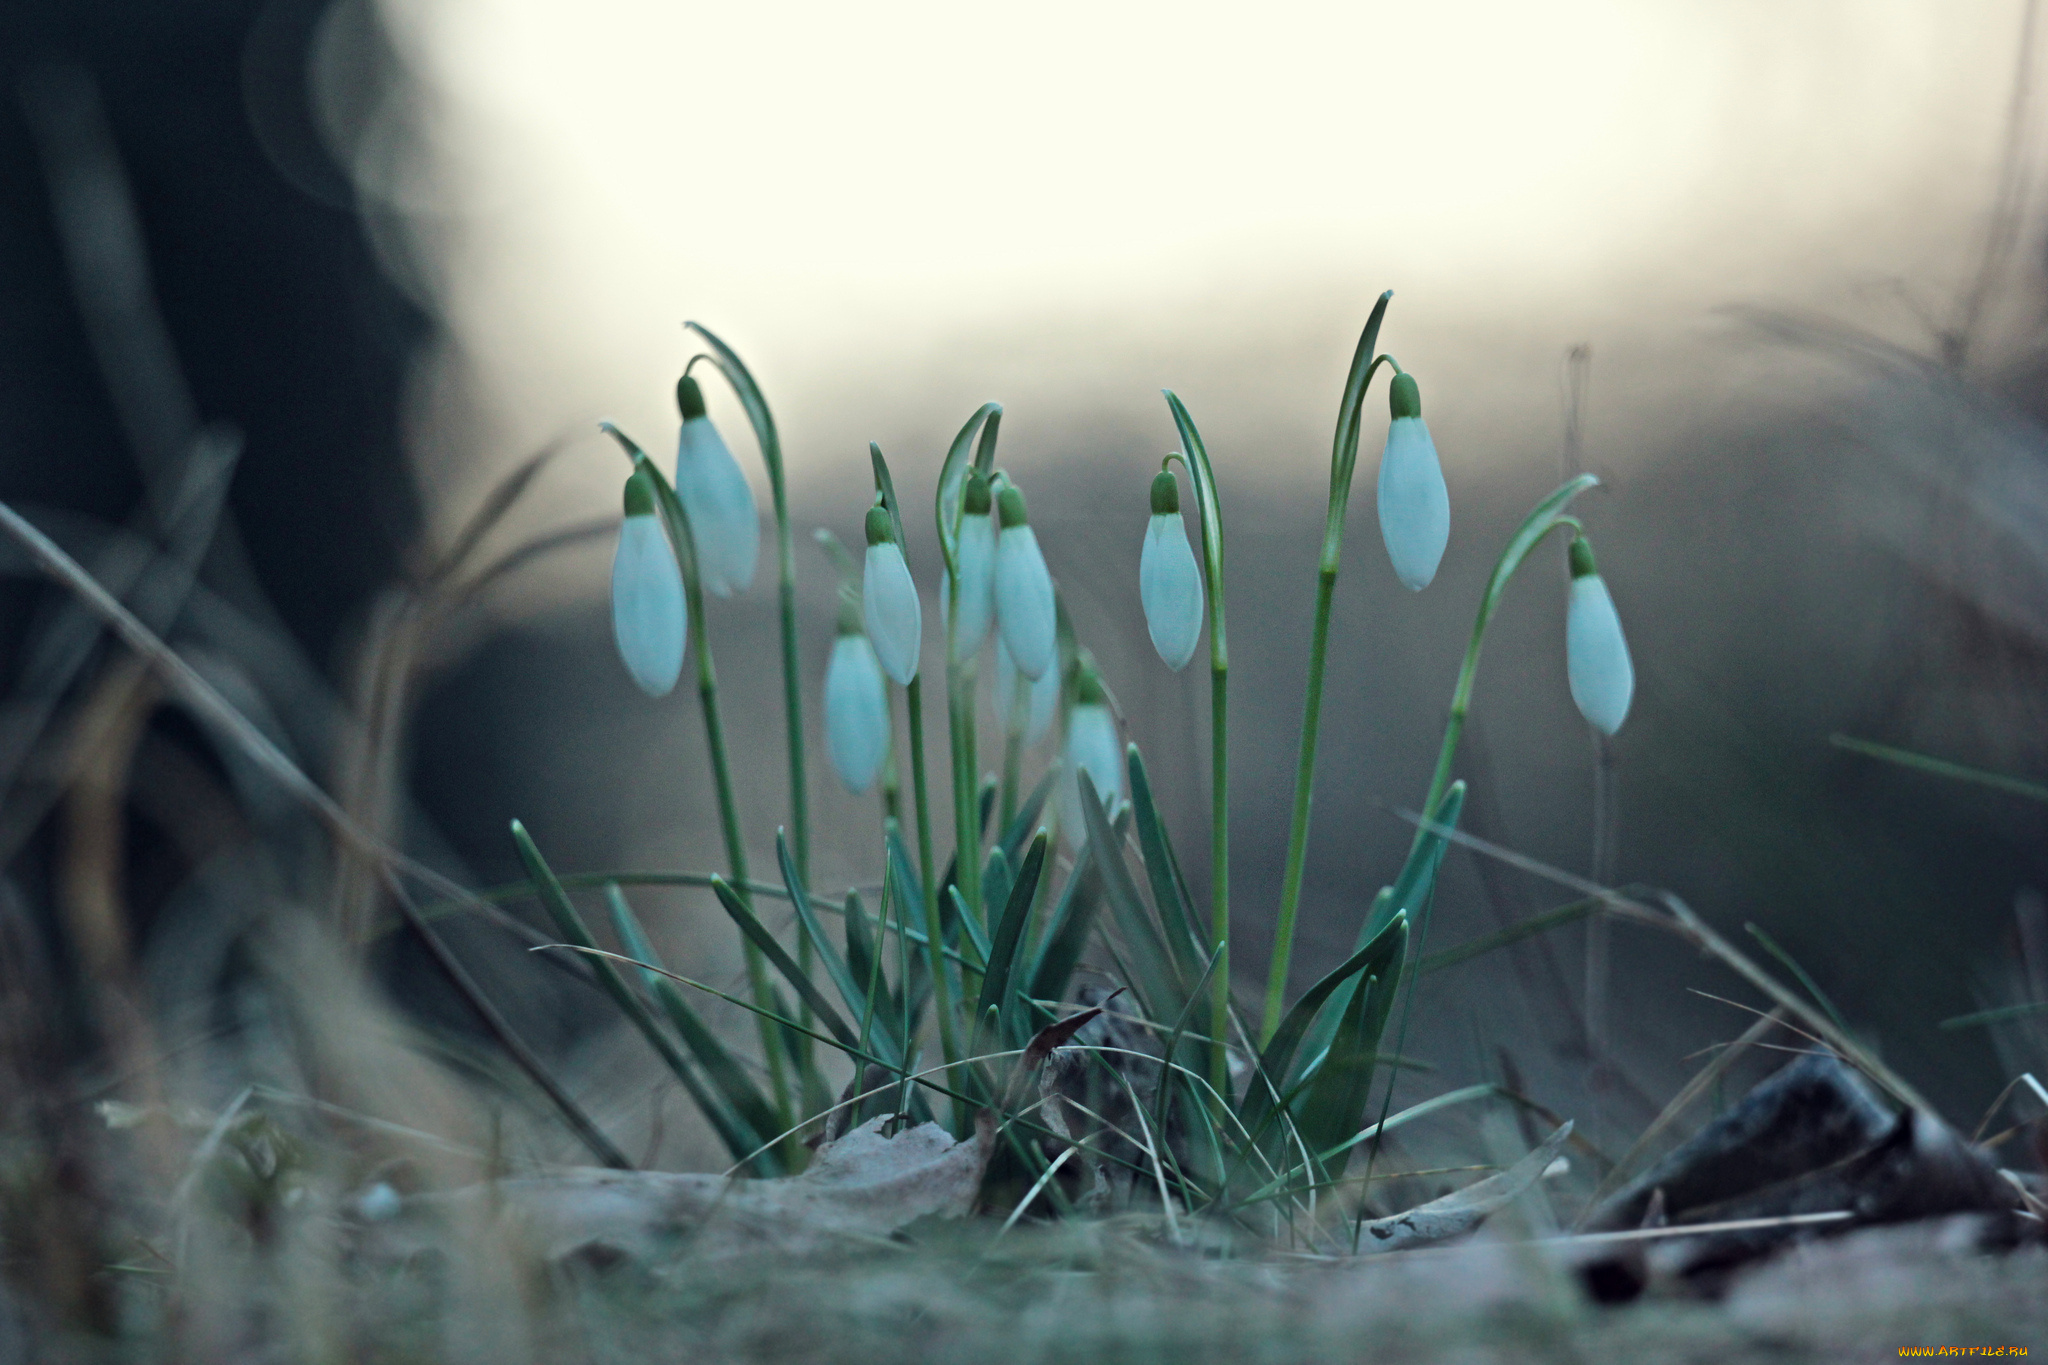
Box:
5;0;2048;1174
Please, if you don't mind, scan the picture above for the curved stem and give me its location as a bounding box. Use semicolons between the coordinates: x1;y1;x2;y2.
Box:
684;323;809;882
1262;292;1394;1043
1414;475;1602;846
1163;392;1230;1099
603;423;793;1123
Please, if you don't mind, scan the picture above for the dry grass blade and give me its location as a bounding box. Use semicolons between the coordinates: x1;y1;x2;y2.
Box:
1395;808;1938;1116
1580;1007;1787;1223
0;498;629;1168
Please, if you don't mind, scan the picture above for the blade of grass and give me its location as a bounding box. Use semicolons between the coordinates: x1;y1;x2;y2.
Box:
1830;733;2048;802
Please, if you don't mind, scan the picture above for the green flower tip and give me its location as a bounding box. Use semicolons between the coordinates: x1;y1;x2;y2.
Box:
622;468;658;517
964;467;992;516
1568;535;1599;579
1390;371;1422;420
864;504;896;547
676;374;708;420
997;485;1029;529
1148;469;1180;515
1074;661;1106;706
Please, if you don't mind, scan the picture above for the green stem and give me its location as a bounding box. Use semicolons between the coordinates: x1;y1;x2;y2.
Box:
949;658;981;922
1414;477;1601;850
1263;295;1394;1044
905;674;937;940
602;424;793;1124
684;323;809;881
1163;390;1230;1100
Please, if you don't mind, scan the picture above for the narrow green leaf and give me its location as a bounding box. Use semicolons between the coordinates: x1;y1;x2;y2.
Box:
973;831;1048;1034
777;831;900;1062
1077;771;1186;1023
982;845;1014;941
1239;910;1410;1140
1128;744;1208;978
707;876;861;1050
607;886;782;1172
996;768;1055;868
1297;916;1409;1171
1831;733;2048;803
511;823;741;1149
934;403;1001;573
1025;838;1105;1020
945;885;993;972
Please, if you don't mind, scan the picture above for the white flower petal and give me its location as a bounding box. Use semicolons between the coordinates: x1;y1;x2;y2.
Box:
863;541;923;685
994;525;1056;679
995;635;1059;745
1139;512;1204;670
1376;415;1450;591
1058;703;1123;837
951;512;996;662
826;633;891;793
611;513;687;696
1566;574;1634;736
674;415;760;597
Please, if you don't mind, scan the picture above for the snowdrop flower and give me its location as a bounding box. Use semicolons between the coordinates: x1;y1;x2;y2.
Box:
1376;372;1450;591
1565;536;1634;736
825;610;891;794
862;505;922;686
673;375;759;597
949;468;996;661
993;484;1056;680
1139;469;1204;670
1059;662;1123;835
995;633;1058;745
610;468;687;697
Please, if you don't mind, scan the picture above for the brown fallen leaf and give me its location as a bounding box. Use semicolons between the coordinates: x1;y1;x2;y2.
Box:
1355;1123;1574;1255
365;1111;996;1268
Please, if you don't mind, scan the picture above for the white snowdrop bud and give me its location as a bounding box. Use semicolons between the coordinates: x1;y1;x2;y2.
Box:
862;505;922;686
995;633;1058;745
825;617;891;794
1565;536;1634;736
611;469;687;697
1139;469;1204;670
993;484;1056;680
1376;372;1450;591
950;467;997;661
1059;663;1123;836
673;375;760;597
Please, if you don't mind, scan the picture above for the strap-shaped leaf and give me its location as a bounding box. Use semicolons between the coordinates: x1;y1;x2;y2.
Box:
973;830;1048;1036
606;886;781;1172
777;831;901;1064
1296;913;1409;1171
1025;835;1105;1020
512;822;734;1153
995;768;1055;868
708;875;859;1050
1077;771;1186;1024
981;844;1014;941
1239;909;1409;1141
1128;743;1208;979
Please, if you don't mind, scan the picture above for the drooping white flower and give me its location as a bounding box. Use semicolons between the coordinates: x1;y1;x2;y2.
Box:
1376;372;1450;591
862;504;922;686
993;484;1056;680
1565;536;1634;736
995;633;1058;745
610;468;687;697
825;627;891;793
673;375;760;597
950;467;996;662
1059;663;1123;836
1139;469;1204;670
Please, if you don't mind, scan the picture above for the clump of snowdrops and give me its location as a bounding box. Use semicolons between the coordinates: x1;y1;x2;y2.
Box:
535;297;1634;1230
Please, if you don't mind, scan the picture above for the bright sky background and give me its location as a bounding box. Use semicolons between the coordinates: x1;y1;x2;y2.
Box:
353;0;2037;546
